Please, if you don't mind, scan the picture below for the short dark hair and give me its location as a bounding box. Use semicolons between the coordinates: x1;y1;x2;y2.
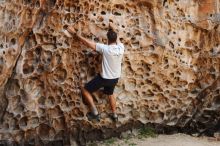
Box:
107;29;117;43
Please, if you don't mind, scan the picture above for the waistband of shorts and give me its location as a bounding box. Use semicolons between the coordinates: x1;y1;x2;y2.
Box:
98;74;119;81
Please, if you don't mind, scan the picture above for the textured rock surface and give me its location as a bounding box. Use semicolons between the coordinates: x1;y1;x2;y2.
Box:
0;0;219;145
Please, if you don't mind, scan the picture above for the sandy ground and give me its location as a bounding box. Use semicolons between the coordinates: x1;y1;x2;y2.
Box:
92;133;220;146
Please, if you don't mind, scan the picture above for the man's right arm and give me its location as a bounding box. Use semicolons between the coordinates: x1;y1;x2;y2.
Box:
76;35;96;51
67;26;96;51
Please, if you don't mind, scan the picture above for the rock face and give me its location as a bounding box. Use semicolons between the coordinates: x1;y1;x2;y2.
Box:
0;0;219;145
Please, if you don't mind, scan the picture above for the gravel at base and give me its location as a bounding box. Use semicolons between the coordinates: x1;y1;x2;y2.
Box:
92;133;220;146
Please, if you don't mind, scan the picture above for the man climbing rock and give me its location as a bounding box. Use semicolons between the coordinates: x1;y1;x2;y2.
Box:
65;23;124;122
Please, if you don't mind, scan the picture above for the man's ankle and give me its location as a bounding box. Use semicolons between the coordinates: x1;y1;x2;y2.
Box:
91;106;98;115
109;112;118;122
93;110;98;115
112;112;117;118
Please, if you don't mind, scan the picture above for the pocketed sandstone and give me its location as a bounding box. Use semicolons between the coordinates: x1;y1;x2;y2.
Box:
0;0;219;143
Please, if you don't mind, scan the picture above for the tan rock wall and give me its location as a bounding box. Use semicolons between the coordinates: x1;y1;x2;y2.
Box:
0;0;219;144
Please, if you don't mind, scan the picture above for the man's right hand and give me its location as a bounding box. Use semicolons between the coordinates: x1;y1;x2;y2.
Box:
66;25;96;50
109;22;116;32
67;26;77;35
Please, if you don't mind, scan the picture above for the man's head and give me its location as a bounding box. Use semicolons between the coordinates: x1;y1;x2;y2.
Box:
107;29;117;44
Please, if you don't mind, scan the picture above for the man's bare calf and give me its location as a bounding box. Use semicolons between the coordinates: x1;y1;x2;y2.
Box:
80;86;98;116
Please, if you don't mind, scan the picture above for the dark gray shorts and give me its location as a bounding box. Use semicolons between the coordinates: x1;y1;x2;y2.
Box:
84;74;119;95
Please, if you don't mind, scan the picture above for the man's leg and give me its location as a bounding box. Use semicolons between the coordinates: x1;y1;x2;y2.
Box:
108;94;117;114
81;86;98;115
108;94;118;121
104;78;119;121
81;75;103;117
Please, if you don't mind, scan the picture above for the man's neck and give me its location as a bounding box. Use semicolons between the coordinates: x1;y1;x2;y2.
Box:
108;42;117;45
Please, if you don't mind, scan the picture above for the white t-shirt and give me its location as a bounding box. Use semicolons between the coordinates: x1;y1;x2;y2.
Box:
96;43;125;79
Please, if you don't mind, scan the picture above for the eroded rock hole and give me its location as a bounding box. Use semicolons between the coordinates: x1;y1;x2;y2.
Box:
42;51;52;64
37;64;44;73
48;0;57;8
113;11;122;16
23;63;34;74
35;0;40;7
10;38;16;45
53;67;67;83
14;104;24;114
35;47;42;55
97;16;104;22
169;41;174;48
19;116;28;128
126;32;131;37
63;24;68;30
46;96;55;107
209;66;215;73
7;81;20;99
149;45;155;51
0;57;3;74
38;96;46;106
72;108;84;117
101;11;106;15
37;124;50;140
23;0;31;5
